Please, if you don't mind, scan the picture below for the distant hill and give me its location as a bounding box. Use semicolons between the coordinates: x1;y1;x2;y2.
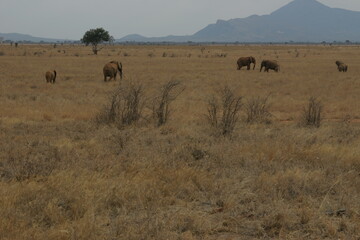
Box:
118;0;360;43
0;33;71;43
3;0;360;43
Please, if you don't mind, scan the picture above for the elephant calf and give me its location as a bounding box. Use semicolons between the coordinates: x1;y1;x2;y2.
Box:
45;70;56;83
335;61;348;72
237;56;256;70
103;61;123;82
260;60;280;72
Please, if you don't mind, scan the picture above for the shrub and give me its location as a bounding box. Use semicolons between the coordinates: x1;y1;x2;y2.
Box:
96;82;145;128
206;86;242;136
0;51;5;56
300;97;322;128
245;94;272;124
152;80;184;127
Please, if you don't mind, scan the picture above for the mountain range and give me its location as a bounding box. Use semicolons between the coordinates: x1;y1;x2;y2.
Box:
1;0;360;43
119;0;360;43
0;33;71;43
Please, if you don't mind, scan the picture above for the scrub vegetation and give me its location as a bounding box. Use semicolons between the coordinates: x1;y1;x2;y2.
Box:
0;44;360;239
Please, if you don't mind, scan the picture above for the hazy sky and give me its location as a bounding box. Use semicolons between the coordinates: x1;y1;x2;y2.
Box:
1;0;360;40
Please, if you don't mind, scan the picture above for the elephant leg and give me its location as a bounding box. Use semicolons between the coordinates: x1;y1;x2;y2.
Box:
247;65;250;70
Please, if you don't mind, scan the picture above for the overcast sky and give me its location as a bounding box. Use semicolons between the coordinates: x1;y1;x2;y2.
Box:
1;0;360;40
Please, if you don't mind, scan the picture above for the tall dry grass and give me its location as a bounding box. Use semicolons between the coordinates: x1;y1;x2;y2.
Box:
0;44;360;239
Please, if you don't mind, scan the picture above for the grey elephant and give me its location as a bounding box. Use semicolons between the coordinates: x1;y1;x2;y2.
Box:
45;70;56;83
237;56;256;70
335;61;348;72
103;61;123;82
260;60;280;72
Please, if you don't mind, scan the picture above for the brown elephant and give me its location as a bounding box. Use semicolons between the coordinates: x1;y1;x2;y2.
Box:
103;61;123;82
45;70;56;83
335;61;348;72
237;56;256;70
260;60;280;72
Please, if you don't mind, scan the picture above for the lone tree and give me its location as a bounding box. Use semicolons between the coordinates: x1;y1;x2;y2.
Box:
81;28;111;55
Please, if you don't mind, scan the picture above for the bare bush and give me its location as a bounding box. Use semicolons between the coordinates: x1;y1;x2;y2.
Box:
207;86;242;135
152;80;185;127
300;97;323;128
97;82;145;128
245;94;272;124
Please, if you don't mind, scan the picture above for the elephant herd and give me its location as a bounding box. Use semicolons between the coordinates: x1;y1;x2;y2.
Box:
44;55;348;84
236;56;348;73
45;61;123;84
237;56;280;72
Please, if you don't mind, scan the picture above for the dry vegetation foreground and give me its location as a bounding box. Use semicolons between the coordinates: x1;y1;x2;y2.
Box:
0;44;360;239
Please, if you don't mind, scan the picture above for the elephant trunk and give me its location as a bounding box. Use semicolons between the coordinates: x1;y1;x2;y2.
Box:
253;61;256;70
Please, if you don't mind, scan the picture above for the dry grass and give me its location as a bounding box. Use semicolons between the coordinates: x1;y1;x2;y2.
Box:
0;44;360;239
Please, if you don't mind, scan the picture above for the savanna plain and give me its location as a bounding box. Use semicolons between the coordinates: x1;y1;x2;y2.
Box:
0;44;360;239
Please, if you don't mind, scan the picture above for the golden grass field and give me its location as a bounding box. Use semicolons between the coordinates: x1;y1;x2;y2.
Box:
0;44;360;239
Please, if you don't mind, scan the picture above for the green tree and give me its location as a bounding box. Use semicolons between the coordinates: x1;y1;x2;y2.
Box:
81;28;111;55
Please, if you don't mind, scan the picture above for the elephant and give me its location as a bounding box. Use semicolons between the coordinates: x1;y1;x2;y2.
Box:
237;56;256;70
103;61;123;82
45;70;56;83
335;61;348;72
260;60;280;72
